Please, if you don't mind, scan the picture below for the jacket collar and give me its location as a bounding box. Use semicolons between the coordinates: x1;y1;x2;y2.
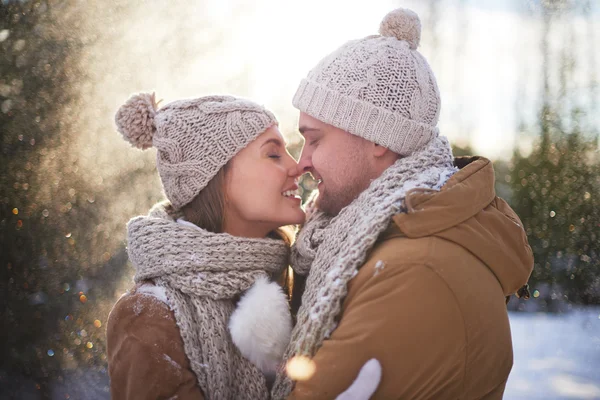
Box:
393;157;495;238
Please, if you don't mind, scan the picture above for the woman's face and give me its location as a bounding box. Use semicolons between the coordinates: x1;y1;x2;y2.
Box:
223;125;305;238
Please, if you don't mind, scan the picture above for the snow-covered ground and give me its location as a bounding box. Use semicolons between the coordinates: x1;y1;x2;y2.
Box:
505;308;600;400
4;308;599;399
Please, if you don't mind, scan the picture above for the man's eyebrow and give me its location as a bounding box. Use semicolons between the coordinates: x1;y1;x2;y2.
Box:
298;126;320;135
260;138;286;148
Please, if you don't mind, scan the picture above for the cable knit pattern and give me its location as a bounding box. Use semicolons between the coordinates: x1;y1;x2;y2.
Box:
115;94;277;209
271;136;457;398
127;203;290;400
292;8;440;156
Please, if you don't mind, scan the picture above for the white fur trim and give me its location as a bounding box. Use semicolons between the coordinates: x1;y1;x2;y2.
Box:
137;283;169;305
229;276;292;375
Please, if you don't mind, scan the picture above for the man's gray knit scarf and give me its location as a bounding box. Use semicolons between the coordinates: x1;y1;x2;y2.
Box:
272;136;457;398
127;204;290;400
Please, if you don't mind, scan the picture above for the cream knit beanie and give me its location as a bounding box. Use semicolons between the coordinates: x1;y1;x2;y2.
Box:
115;93;277;209
293;8;440;156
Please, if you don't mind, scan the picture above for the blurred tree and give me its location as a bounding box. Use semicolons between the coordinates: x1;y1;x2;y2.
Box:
451;143;474;157
1;1;243;397
510;115;600;305
0;1;135;397
508;0;600;306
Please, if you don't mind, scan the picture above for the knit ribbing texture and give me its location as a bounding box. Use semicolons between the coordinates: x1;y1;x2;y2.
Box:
116;94;277;209
292;8;441;157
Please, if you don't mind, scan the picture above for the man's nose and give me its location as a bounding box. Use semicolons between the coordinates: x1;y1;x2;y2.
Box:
296;149;313;174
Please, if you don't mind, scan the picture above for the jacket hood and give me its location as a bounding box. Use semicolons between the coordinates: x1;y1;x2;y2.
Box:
393;157;533;296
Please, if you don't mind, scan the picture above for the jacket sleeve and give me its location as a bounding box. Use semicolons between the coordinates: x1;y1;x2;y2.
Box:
287;240;467;400
106;292;205;400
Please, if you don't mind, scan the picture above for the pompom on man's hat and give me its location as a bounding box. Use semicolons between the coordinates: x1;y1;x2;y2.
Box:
293;8;440;156
379;8;421;50
115;93;277;209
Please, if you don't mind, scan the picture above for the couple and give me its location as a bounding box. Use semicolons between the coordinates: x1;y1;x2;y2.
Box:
106;8;533;400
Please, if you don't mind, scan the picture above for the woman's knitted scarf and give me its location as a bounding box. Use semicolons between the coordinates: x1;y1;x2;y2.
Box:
272;136;457;398
127;203;290;400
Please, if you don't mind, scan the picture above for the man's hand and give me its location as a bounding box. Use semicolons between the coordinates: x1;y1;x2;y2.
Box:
335;359;382;400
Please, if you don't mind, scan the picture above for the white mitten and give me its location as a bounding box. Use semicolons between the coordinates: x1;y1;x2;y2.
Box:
335;359;382;400
229;276;292;375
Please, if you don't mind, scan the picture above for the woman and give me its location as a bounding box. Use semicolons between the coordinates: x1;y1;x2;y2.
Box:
106;93;305;400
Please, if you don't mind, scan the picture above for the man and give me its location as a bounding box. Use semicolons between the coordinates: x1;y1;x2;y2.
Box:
272;8;533;400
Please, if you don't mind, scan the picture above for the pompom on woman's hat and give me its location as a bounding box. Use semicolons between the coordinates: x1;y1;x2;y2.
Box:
115;92;158;150
115;93;277;209
293;8;440;157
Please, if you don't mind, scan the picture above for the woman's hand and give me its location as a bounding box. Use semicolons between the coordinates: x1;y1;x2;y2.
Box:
335;359;382;400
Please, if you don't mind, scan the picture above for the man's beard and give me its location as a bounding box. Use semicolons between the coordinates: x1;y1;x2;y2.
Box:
316;184;363;217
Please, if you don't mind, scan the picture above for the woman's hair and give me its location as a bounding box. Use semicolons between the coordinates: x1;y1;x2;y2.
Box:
181;163;230;233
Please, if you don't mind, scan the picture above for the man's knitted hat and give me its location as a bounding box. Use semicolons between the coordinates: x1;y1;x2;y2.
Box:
115;93;277;209
293;8;440;156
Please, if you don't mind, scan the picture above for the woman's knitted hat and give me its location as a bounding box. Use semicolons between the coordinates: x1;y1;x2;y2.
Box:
115;93;277;209
293;8;440;156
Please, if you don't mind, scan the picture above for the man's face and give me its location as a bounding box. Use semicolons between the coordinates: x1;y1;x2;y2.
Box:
297;112;374;216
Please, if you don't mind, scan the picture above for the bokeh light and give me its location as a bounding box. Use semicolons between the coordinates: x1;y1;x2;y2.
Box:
285;355;316;381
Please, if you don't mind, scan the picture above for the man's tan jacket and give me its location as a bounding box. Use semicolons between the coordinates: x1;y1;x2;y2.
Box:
288;157;533;399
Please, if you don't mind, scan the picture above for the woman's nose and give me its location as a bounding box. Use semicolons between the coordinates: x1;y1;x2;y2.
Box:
288;159;303;178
